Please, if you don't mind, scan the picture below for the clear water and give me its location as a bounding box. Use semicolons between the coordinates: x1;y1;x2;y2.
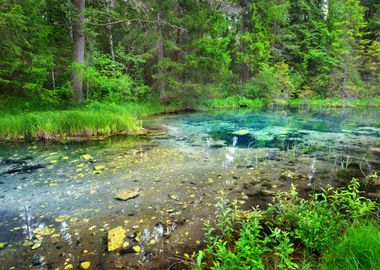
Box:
0;108;379;269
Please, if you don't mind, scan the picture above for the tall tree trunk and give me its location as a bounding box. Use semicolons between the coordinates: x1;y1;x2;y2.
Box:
240;0;250;83
156;13;165;102
67;0;73;43
107;0;115;60
322;0;329;20
71;0;85;103
51;68;56;90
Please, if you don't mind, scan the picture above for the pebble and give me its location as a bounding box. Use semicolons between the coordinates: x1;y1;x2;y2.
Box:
80;261;91;270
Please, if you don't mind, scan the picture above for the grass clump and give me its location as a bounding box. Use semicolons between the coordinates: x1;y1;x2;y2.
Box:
196;179;378;270
0;101;184;141
0;109;141;140
320;221;380;270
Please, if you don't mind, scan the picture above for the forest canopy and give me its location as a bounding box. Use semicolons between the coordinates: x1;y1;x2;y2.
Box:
0;0;379;107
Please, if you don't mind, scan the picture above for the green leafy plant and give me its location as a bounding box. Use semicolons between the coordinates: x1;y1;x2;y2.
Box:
197;179;378;269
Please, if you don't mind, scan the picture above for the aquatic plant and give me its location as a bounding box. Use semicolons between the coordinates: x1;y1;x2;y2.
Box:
335;154;353;170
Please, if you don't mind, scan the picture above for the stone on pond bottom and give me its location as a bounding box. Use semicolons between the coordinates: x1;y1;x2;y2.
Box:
114;189;140;201
108;226;127;252
80;261;91;270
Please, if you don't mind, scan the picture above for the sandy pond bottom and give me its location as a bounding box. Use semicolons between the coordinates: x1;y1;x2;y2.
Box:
0;108;379;269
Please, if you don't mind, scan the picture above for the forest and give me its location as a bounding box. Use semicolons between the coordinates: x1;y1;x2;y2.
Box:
0;1;379;270
0;0;379;109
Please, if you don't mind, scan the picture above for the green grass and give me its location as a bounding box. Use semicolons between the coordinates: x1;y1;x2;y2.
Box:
0;101;182;141
0;109;140;140
203;96;267;109
285;97;380;108
320;221;380;270
203;96;380;109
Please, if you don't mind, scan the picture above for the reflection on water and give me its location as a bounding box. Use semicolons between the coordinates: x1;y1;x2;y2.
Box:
0;107;379;269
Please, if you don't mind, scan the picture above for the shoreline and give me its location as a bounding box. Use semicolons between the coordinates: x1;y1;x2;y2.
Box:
1;97;379;142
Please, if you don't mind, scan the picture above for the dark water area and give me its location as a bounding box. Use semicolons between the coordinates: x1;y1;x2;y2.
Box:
0;107;379;269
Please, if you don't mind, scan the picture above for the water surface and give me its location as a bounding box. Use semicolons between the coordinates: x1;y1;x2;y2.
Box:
0;107;379;269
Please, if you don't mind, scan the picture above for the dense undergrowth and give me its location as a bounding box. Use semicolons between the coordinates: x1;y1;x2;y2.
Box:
195;179;379;270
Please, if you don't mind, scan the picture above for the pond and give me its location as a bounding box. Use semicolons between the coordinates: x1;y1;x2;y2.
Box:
0;107;379;269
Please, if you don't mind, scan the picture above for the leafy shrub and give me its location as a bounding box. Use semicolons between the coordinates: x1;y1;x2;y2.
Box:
243;63;301;100
81;53;148;102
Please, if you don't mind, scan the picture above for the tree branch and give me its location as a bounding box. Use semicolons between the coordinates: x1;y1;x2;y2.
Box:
87;10;186;31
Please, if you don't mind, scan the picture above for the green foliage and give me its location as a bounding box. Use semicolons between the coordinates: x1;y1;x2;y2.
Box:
1;0;379;104
198;179;378;269
0;0;53;94
243;63;301;100
320;221;380;270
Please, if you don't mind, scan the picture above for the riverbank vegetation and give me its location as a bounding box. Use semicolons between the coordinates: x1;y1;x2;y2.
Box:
195;179;379;270
0;1;379;268
203;96;380;109
0;101;184;140
2;95;379;140
1;0;379;140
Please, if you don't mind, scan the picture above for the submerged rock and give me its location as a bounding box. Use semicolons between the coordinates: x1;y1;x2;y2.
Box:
146;128;167;136
64;264;73;270
108;226;127;252
80;261;91;270
261;189;276;196
94;165;106;171
119;245;142;255
232;129;250;136
81;154;94;161
31;242;42;250
280;170;307;181
114;189;140;201
1;164;45;176
33;226;55;237
55;214;70;223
